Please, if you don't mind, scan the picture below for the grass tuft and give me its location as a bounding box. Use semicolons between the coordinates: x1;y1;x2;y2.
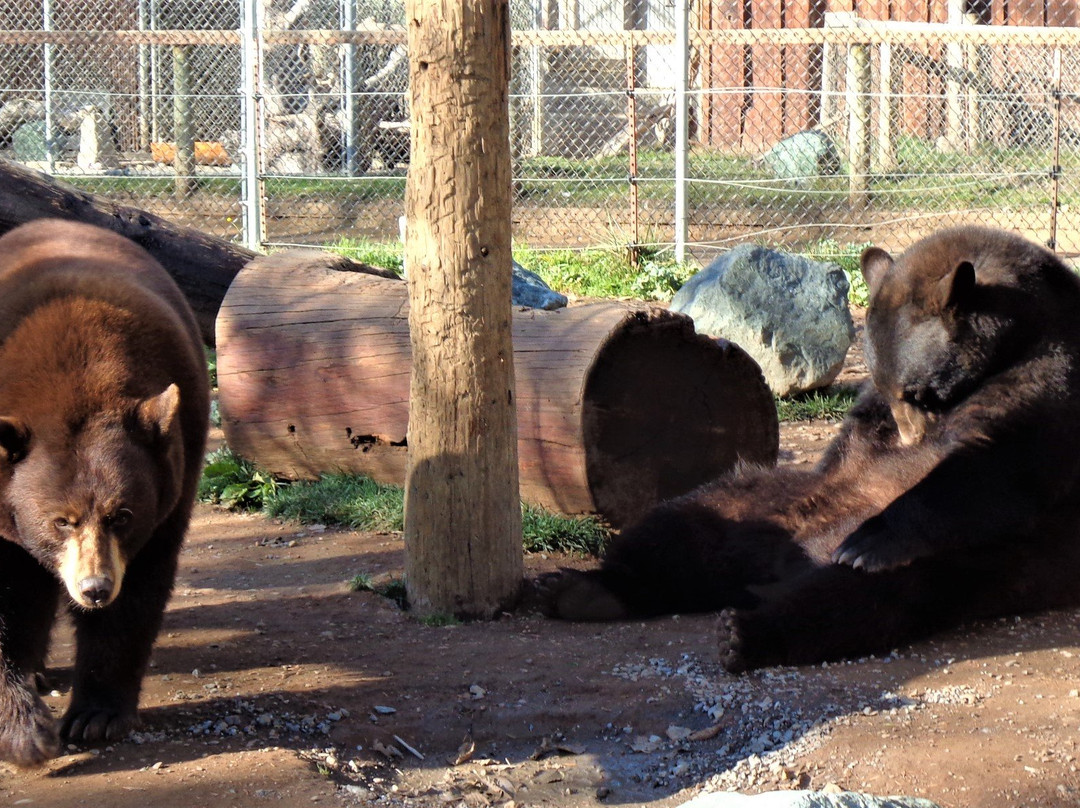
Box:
349;573;409;609
266;474;405;533
776;388;859;422
521;504;609;556
328;237;405;276
801;238;874;308
200;449;613;556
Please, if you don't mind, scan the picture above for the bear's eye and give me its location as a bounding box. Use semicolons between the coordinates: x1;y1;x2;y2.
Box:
54;517;75;530
106;509;132;529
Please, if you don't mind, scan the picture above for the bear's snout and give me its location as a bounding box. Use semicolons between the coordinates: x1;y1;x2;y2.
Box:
59;528;126;609
77;575;114;607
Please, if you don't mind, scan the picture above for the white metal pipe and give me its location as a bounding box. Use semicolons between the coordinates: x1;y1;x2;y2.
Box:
43;0;55;172
150;0;159;143
240;0;263;250
138;0;150;150
673;0;689;262
342;0;358;174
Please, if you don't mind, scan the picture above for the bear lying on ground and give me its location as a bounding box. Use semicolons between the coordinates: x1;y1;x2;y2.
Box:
548;226;1080;672
0;219;209;766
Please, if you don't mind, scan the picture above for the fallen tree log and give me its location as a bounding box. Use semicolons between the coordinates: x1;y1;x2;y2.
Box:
217;250;779;527
0;157;397;345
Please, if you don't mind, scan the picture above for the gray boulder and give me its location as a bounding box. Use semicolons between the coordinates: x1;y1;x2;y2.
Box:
671;245;854;397
512;261;567;310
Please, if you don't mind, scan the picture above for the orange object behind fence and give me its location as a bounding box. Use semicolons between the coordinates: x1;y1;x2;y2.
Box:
150;141;232;167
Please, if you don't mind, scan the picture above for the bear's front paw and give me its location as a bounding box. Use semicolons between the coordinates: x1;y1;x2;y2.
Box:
61;704;138;745
538;570;631;622
717;609;750;674
831;517;916;572
0;685;59;767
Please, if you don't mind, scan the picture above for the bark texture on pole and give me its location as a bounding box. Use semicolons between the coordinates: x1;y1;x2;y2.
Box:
403;0;522;617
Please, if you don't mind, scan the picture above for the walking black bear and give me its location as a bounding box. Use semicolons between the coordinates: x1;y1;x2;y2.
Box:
0;220;209;765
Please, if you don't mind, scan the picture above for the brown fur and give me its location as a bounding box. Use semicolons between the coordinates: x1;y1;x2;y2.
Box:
0;219;209;765
548;226;1080;673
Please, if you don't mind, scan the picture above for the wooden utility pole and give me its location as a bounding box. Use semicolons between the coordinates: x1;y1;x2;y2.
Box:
402;0;522;617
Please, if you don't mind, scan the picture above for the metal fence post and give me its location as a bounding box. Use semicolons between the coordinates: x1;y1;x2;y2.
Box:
240;0;263;251
43;0;55;173
342;0;359;175
673;0;689;263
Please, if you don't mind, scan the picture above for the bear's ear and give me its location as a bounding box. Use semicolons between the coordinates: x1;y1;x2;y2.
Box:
940;259;976;310
136;384;181;440
860;246;893;294
0;417;30;464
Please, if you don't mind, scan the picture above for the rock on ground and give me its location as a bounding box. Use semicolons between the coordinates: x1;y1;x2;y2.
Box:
681;789;942;808
671;245;854;396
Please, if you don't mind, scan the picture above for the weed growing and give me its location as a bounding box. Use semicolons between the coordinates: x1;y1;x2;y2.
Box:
349;573;409;609
521;504;608;556
199;448;280;510
775;388;859;422
328;237;405;276
802;238;873;307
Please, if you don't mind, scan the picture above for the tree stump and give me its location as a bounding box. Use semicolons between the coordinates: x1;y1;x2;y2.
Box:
217;251;779;527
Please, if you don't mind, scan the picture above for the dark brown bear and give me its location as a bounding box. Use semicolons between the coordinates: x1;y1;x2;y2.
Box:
548;226;1080;672
0;219;209;766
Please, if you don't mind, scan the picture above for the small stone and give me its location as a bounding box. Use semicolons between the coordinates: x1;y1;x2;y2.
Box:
666;725;693;741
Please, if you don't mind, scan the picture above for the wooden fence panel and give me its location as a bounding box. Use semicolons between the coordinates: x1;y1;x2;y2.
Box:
742;0;784;152
698;0;748;151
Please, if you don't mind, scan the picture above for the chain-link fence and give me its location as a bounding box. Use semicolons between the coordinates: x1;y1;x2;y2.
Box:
2;1;1080;262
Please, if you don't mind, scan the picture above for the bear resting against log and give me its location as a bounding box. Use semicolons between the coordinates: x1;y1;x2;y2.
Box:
548;226;1080;672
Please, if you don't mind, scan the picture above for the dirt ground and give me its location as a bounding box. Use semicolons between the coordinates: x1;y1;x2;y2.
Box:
6;313;1080;808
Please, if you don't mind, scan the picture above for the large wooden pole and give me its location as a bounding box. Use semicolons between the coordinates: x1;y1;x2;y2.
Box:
403;0;522;618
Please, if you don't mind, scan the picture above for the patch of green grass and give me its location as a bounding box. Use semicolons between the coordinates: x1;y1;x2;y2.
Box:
347;571;375;592
266;473;405;533
263;175;407;201
512;246;694;301
776;388;859;423
419;612;461;627
65;175;243;198
328;237;405;276
521;504;609;556
349;572;409;608
200;449;613;555
205;347;218;389
801;238;873;308
347;573;460;621
329;238;693;302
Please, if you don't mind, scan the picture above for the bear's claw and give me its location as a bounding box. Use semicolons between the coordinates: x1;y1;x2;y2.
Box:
716;609;749;674
61;705;137;744
0;685;60;767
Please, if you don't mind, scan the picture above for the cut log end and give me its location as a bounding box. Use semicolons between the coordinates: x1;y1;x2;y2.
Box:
581;308;778;528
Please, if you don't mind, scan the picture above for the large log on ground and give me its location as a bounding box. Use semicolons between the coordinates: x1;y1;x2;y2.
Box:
0;157;397;345
217;251;779;527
